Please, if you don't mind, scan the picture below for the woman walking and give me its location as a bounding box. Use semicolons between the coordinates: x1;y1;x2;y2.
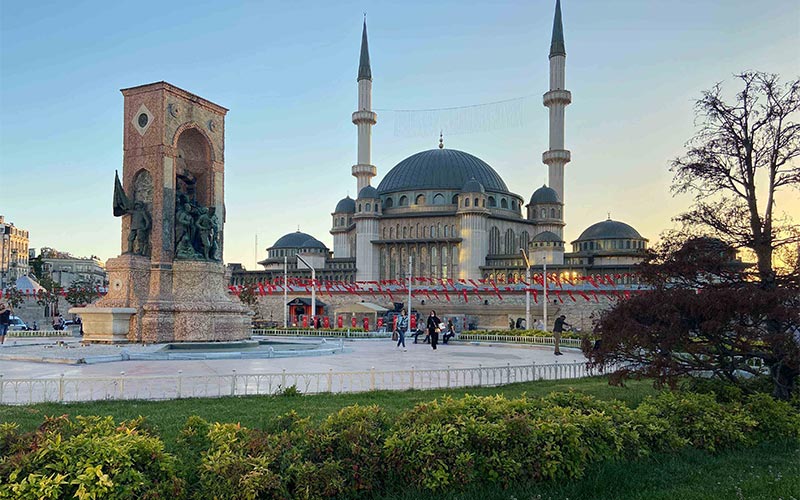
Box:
396;309;408;351
426;310;441;350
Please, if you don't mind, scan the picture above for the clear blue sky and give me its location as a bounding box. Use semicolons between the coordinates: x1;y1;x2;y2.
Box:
1;0;798;268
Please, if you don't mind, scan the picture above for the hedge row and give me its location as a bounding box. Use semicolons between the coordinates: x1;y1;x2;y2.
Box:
1;391;798;499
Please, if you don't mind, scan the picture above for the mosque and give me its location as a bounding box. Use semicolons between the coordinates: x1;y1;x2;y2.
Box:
231;0;648;288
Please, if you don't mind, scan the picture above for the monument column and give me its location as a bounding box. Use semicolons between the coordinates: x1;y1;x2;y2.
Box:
77;82;250;343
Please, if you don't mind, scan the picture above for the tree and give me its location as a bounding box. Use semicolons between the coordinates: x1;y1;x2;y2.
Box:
670;71;800;288
591;72;800;399
2;286;25;310
64;278;101;308
238;283;260;314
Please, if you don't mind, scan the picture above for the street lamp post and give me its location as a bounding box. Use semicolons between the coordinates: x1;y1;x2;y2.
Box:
542;255;548;332
407;255;412;338
283;255;288;328
520;248;531;330
296;254;315;329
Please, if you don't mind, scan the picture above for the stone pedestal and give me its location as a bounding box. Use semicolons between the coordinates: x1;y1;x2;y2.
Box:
71;307;137;343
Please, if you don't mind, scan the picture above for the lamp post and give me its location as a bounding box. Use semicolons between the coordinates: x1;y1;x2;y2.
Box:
296;254;315;329
542;254;548;332
520;248;531;330
407;254;412;338
283;255;288;328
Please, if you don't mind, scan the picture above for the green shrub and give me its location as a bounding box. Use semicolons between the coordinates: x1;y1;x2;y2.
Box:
637;391;757;452
743;393;800;440
0;415;183;500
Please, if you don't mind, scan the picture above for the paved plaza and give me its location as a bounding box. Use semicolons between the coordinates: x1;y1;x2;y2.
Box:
0;336;583;378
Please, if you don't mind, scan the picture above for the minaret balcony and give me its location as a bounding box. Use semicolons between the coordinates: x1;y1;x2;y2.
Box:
543;89;572;106
352;110;377;125
542;149;571;165
351;163;377;177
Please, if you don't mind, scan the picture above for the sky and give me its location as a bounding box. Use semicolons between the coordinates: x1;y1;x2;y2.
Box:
1;0;798;268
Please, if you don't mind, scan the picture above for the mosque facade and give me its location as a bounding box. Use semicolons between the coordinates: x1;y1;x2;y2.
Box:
231;0;648;288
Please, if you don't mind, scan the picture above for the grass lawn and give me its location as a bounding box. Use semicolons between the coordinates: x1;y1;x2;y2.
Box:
2;376;797;500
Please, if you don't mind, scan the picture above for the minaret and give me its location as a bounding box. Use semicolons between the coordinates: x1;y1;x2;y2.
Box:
542;0;571;220
352;19;377;193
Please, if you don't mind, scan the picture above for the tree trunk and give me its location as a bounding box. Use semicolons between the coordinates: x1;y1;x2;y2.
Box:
770;362;798;400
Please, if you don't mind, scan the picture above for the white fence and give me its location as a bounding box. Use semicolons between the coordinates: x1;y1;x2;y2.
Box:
253;329;391;338
8;330;72;338
457;333;583;348
0;361;593;405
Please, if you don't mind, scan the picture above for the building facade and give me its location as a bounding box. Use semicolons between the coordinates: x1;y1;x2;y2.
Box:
37;247;107;288
0;215;30;289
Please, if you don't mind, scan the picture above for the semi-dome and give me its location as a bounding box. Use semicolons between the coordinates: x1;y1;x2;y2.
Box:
461;177;485;193
529;185;560;204
532;230;563;242
377;148;510;195
574;219;643;242
358;185;379;199
334;196;356;213
270;231;328;250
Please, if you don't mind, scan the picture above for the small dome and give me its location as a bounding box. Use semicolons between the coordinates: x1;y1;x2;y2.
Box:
461;178;485;193
270;231;328;250
529;185;560;204
358;185;379;199
334;196;356;213
575;219;644;241
532;231;563;243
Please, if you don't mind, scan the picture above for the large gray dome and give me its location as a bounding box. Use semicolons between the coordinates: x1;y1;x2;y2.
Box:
270;231;328;250
575;219;643;241
377;149;509;195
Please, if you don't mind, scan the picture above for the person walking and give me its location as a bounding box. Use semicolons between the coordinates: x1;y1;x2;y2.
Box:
443;318;455;344
553;315;571;355
0;303;12;345
426;310;441;350
396;309;408;351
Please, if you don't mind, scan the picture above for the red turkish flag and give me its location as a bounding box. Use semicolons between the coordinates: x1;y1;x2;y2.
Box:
337;316;343;328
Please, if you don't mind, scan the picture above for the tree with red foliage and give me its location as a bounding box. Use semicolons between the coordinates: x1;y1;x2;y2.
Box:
589;72;800;399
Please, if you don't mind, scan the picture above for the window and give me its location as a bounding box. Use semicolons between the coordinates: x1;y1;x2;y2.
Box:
399;195;408;206
488;196;496;207
365;203;371;212
415;194;425;205
489;227;500;254
451;194;459;204
465;198;470;207
511;200;517;210
385;197;394;208
433;193;445;205
501;198;508;209
541;209;546;218
358;203;362;212
550;208;556;218
403;226;407;238
504;229;515;254
474;197;479;206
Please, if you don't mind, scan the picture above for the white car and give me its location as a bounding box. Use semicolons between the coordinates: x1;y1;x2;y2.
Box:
8;316;28;331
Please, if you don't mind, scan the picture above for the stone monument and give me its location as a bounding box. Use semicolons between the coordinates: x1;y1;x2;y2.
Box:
75;82;250;343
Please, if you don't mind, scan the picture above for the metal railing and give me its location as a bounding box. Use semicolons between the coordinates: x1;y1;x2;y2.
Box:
454;333;583;348
0;361;593;405
7;330;72;338
253;328;391;338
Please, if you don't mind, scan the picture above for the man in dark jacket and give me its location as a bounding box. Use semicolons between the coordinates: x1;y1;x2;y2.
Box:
553;315;571;355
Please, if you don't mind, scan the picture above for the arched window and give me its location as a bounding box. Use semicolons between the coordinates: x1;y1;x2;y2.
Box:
389;227;394;239
451;245;459;276
474;197;479;206
550;208;556;218
504;229;515;254
501;198;508;209
415;194;425;205
431;246;438;279
433;193;445;205
441;246;448;279
365;203;371;212
399;195;408;206
489;227;501;254
423;226;428;238
375;203;379;213
541;209;546;218
358;203;362;212
451;194;459;204
389;247;397;280
382;227;387;239
488;196;496;207
420;246;428;276
520;231;530;251
385;197;394;208
465;198;470;207
437;223;441;238
340;217;345;226
403;226;407;238
443;225;449;237
511;200;517;211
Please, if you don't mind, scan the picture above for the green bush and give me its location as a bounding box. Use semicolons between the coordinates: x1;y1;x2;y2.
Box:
743;393;800;440
637;391;757;452
0;415;183;500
